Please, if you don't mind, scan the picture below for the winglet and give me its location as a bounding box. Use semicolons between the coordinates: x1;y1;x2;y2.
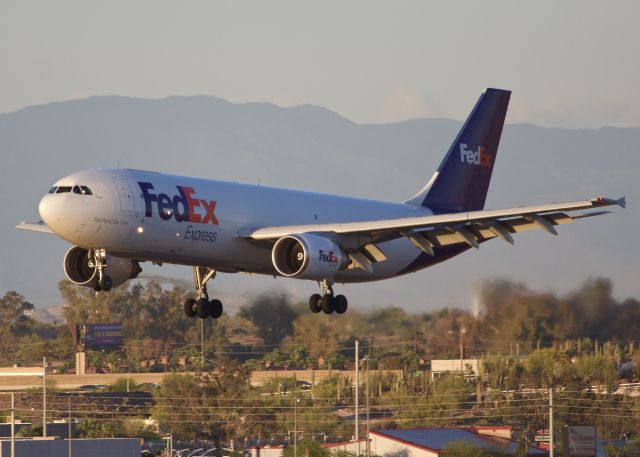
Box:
591;196;626;209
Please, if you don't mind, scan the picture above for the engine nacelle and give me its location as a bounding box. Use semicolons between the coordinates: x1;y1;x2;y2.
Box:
272;234;348;280
63;246;142;288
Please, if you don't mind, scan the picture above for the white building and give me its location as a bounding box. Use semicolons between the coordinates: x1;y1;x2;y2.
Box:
430;359;481;379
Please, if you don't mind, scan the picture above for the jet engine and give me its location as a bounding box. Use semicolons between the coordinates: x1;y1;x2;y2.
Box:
272;234;348;280
63;246;142;288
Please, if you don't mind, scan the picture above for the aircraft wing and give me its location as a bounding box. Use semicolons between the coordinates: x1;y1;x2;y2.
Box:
243;196;625;269
15;221;54;234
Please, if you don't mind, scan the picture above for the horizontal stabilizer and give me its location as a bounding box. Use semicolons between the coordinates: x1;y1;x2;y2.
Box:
15;221;54;234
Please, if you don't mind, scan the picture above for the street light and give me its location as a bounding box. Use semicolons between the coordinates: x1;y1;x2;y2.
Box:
42;356;47;438
447;328;467;372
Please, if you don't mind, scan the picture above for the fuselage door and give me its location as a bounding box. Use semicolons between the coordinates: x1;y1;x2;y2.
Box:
113;178;135;213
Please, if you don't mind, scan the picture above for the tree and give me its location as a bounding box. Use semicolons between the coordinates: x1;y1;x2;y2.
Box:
574;355;617;390
525;349;574;388
238;293;298;346
153;362;260;444
0;291;36;363
282;439;330;457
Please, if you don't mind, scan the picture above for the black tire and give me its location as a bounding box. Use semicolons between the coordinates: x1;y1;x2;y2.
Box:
334;295;348;314
196;298;210;319
93;282;102;292
184;298;197;318
100;275;112;292
320;294;334;314
309;294;322;313
209;299;223;319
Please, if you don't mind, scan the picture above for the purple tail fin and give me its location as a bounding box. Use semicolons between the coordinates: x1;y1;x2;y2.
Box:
406;88;511;213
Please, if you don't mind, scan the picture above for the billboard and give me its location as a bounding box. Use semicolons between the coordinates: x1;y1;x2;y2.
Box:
564;426;596;457
84;323;124;349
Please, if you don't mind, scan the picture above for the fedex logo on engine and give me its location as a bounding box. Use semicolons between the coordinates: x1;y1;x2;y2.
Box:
138;182;219;225
318;250;338;264
460;143;492;168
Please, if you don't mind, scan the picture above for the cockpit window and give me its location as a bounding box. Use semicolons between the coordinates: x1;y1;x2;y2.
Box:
52;185;92;195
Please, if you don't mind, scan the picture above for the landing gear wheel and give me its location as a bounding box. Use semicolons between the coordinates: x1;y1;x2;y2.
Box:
99;275;112;292
320;294;334;314
309;294;322;313
196;298;210;319
334;295;348;314
184;298;197;318
209;299;223;319
93;283;102;292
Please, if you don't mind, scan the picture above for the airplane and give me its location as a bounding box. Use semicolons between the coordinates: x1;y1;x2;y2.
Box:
16;88;625;319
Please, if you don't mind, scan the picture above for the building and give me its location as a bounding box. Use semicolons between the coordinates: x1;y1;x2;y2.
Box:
0;438;140;457
430;359;481;379
369;428;548;457
249;440;367;457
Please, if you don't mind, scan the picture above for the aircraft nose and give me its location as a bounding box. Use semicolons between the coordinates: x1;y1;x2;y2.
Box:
39;193;62;229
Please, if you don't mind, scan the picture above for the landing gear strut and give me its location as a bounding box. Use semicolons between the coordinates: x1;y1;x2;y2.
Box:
90;249;112;292
183;266;223;319
309;279;348;315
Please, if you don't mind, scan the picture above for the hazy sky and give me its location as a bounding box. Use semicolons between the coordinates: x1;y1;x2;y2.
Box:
2;1;640;128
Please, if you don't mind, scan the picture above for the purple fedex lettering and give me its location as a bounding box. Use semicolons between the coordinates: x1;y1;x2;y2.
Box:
138;182;219;225
318;249;338;264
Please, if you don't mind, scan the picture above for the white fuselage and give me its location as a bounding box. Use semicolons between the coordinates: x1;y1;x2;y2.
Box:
38;168;447;283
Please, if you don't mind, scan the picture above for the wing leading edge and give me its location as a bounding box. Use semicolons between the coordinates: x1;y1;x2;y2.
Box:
242;197;625;270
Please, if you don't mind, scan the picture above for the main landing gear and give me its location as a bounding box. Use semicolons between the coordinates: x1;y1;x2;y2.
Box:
91;249;112;292
183;266;223;320
309;279;348;315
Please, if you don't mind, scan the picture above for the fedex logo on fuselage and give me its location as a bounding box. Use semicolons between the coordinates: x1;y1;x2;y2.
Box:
138;182;219;225
319;250;338;264
459;143;492;168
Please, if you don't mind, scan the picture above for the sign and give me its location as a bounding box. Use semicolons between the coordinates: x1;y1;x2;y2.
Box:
85;323;124;349
534;429;550;443
564;426;596;457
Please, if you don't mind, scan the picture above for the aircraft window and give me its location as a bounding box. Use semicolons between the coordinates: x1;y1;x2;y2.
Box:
73;185;82;194
56;186;72;193
80;186;93;195
48;187;58;194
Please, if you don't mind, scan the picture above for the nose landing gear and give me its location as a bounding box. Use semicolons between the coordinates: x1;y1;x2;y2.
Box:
90;249;112;292
183;266;223;319
309;279;348;315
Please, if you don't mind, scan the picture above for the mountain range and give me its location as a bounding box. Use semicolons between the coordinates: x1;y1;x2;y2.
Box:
1;95;637;312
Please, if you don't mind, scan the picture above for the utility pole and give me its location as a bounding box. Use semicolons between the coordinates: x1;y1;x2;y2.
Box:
355;340;359;444
68;396;72;457
11;392;15;457
549;387;554;457
459;329;466;372
201;318;205;370
294;397;299;457
43;356;47;438
366;358;370;457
